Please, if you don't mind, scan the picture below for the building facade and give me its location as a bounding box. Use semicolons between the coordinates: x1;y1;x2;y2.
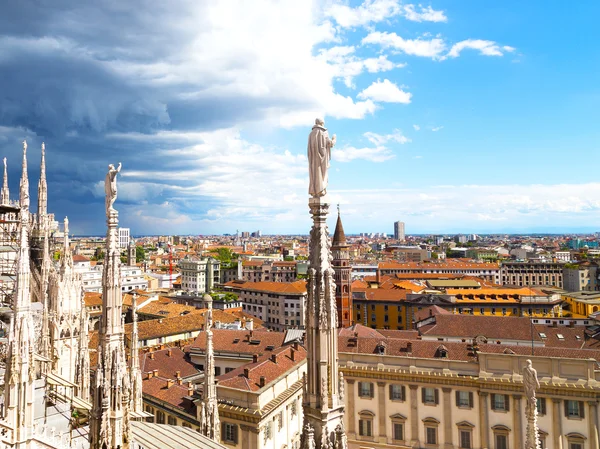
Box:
500;261;564;288
224;280;306;331
179;257;221;293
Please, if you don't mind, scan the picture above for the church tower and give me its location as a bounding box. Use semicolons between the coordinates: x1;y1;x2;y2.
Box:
301;120;347;449
127;240;136;266
331;206;352;328
199;294;220;441
89;164;131;449
2;141;36;448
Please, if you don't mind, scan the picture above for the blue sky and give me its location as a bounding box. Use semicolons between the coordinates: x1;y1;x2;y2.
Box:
1;0;599;236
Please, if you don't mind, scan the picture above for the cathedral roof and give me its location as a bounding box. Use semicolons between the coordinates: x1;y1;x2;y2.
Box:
332;209;347;247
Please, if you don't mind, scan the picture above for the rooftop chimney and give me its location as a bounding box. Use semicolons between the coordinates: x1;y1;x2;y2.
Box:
188;385;194;396
246;319;254;331
148;371;153;379
293;341;299;350
569;321;575;328
177;377;183;385
259;376;266;388
167;349;172;357
175;370;181;378
270;354;277;364
153;369;159;377
149;352;155;360
290;349;296;361
243;368;250;378
166;379;174;388
406;342;413;354
253;354;258;363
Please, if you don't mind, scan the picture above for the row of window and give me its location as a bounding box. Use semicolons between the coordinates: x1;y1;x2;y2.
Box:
357;415;583;449
357;382;586;418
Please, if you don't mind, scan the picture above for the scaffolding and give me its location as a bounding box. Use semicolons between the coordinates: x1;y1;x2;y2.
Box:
0;204;20;308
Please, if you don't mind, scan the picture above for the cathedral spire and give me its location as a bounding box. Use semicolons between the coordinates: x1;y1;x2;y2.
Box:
199;294;220;441
2;139;36;446
129;293;144;417
302;120;347;449
1;157;9;205
37;142;47;227
61;216;73;272
89;163;130;449
19;140;29;209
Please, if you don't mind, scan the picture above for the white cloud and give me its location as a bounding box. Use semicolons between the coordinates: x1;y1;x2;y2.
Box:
317;46;403;88
362;32;447;59
333;146;395;163
364;130;410;145
447;39;516;58
413;124;420;131
358;79;412;103
413;155;423;159
431;126;443;131
325;0;402;28
403;5;447;22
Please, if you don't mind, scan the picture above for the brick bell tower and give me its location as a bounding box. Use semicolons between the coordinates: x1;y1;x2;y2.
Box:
331;205;352;328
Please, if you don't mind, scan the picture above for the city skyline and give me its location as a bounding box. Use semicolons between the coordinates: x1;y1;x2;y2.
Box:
1;1;599;235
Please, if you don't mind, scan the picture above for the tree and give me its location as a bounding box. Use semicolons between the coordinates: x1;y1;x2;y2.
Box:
136;246;146;263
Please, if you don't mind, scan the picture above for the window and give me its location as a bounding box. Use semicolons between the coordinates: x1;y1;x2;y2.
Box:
565;400;584;419
495;434;508;449
567;434;585;449
425;425;437;445
215;367;221;376
389;384;405;401
537;397;546;416
460;430;472;449
393;422;403;441
491;394;509;412
492;425;510;449
359;382;374;398
358;412;374;437
456;391;473;408
168;415;177;425
182;422;192;428
263;422;272;444
290;399;297;417
457;422;474;449
422;387;439;405
156;411;165;424
479;308;484;315
277;411;283;431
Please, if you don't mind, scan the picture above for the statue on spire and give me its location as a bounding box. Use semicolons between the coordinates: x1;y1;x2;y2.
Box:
2;157;9;205
105;163;122;216
308;118;336;198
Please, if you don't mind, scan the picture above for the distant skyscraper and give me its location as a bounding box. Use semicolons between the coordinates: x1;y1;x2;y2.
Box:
394;221;405;241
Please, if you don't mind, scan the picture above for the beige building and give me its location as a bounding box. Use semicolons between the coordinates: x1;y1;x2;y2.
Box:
339;327;599;449
563;263;599;292
224;280;306;331
501;261;565;288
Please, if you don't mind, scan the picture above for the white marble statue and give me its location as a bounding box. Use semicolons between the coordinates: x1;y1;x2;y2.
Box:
523;359;540;408
308;118;336;198
105;163;122;215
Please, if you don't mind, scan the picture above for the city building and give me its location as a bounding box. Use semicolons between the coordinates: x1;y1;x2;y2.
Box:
224;280;306;331
179;256;221;293
563;262;599;292
501;261;565;288
338;325;600;449
394;221;405;241
379;260;501;284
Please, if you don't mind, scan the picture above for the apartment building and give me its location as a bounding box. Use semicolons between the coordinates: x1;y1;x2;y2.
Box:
563;262;599;292
179;256;221;293
223;280;306;331
500;261;565;288
379;261;500;284
236;260;300;283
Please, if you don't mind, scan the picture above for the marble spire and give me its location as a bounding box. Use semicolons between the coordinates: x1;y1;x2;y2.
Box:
48;216;84;383
75;290;91;402
1;157;9;205
199;294;220;441
2;140;36;447
89;163;131;449
301;121;347;449
37;142;47;227
129;293;144;417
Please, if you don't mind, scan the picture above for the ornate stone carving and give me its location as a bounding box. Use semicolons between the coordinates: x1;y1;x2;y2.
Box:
308;118;336;198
